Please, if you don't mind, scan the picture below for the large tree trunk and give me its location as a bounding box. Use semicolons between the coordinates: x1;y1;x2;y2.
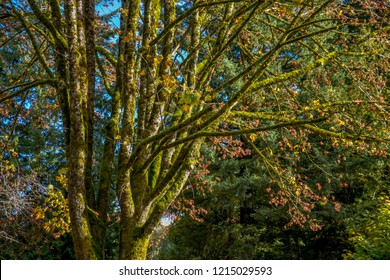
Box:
24;0;233;260
120;222;151;260
64;0;96;259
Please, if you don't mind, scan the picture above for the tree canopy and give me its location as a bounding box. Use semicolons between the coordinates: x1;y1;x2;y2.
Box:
0;0;389;259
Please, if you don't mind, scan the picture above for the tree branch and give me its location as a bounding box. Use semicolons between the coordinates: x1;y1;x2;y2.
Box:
96;45;118;67
160;117;327;151
15;11;55;79
150;0;247;46
302;124;390;143
26;0;68;49
0;79;57;103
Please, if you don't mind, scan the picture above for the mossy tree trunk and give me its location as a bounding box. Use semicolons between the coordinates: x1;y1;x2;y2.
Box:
63;0;96;259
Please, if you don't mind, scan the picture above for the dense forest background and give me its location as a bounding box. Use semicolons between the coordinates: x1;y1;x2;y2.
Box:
0;0;389;259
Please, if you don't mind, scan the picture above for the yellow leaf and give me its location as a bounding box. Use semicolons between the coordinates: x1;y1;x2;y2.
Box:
182;104;191;112
249;133;257;142
311;100;320;106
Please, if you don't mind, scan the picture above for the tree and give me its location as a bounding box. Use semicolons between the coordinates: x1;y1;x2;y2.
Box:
348;195;390;260
153;138;389;260
0;166;74;259
1;0;389;259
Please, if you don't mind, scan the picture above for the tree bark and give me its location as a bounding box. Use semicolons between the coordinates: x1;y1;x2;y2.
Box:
65;0;96;259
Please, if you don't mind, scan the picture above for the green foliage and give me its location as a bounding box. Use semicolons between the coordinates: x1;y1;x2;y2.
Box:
344;193;390;260
349;196;390;259
155;134;389;259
